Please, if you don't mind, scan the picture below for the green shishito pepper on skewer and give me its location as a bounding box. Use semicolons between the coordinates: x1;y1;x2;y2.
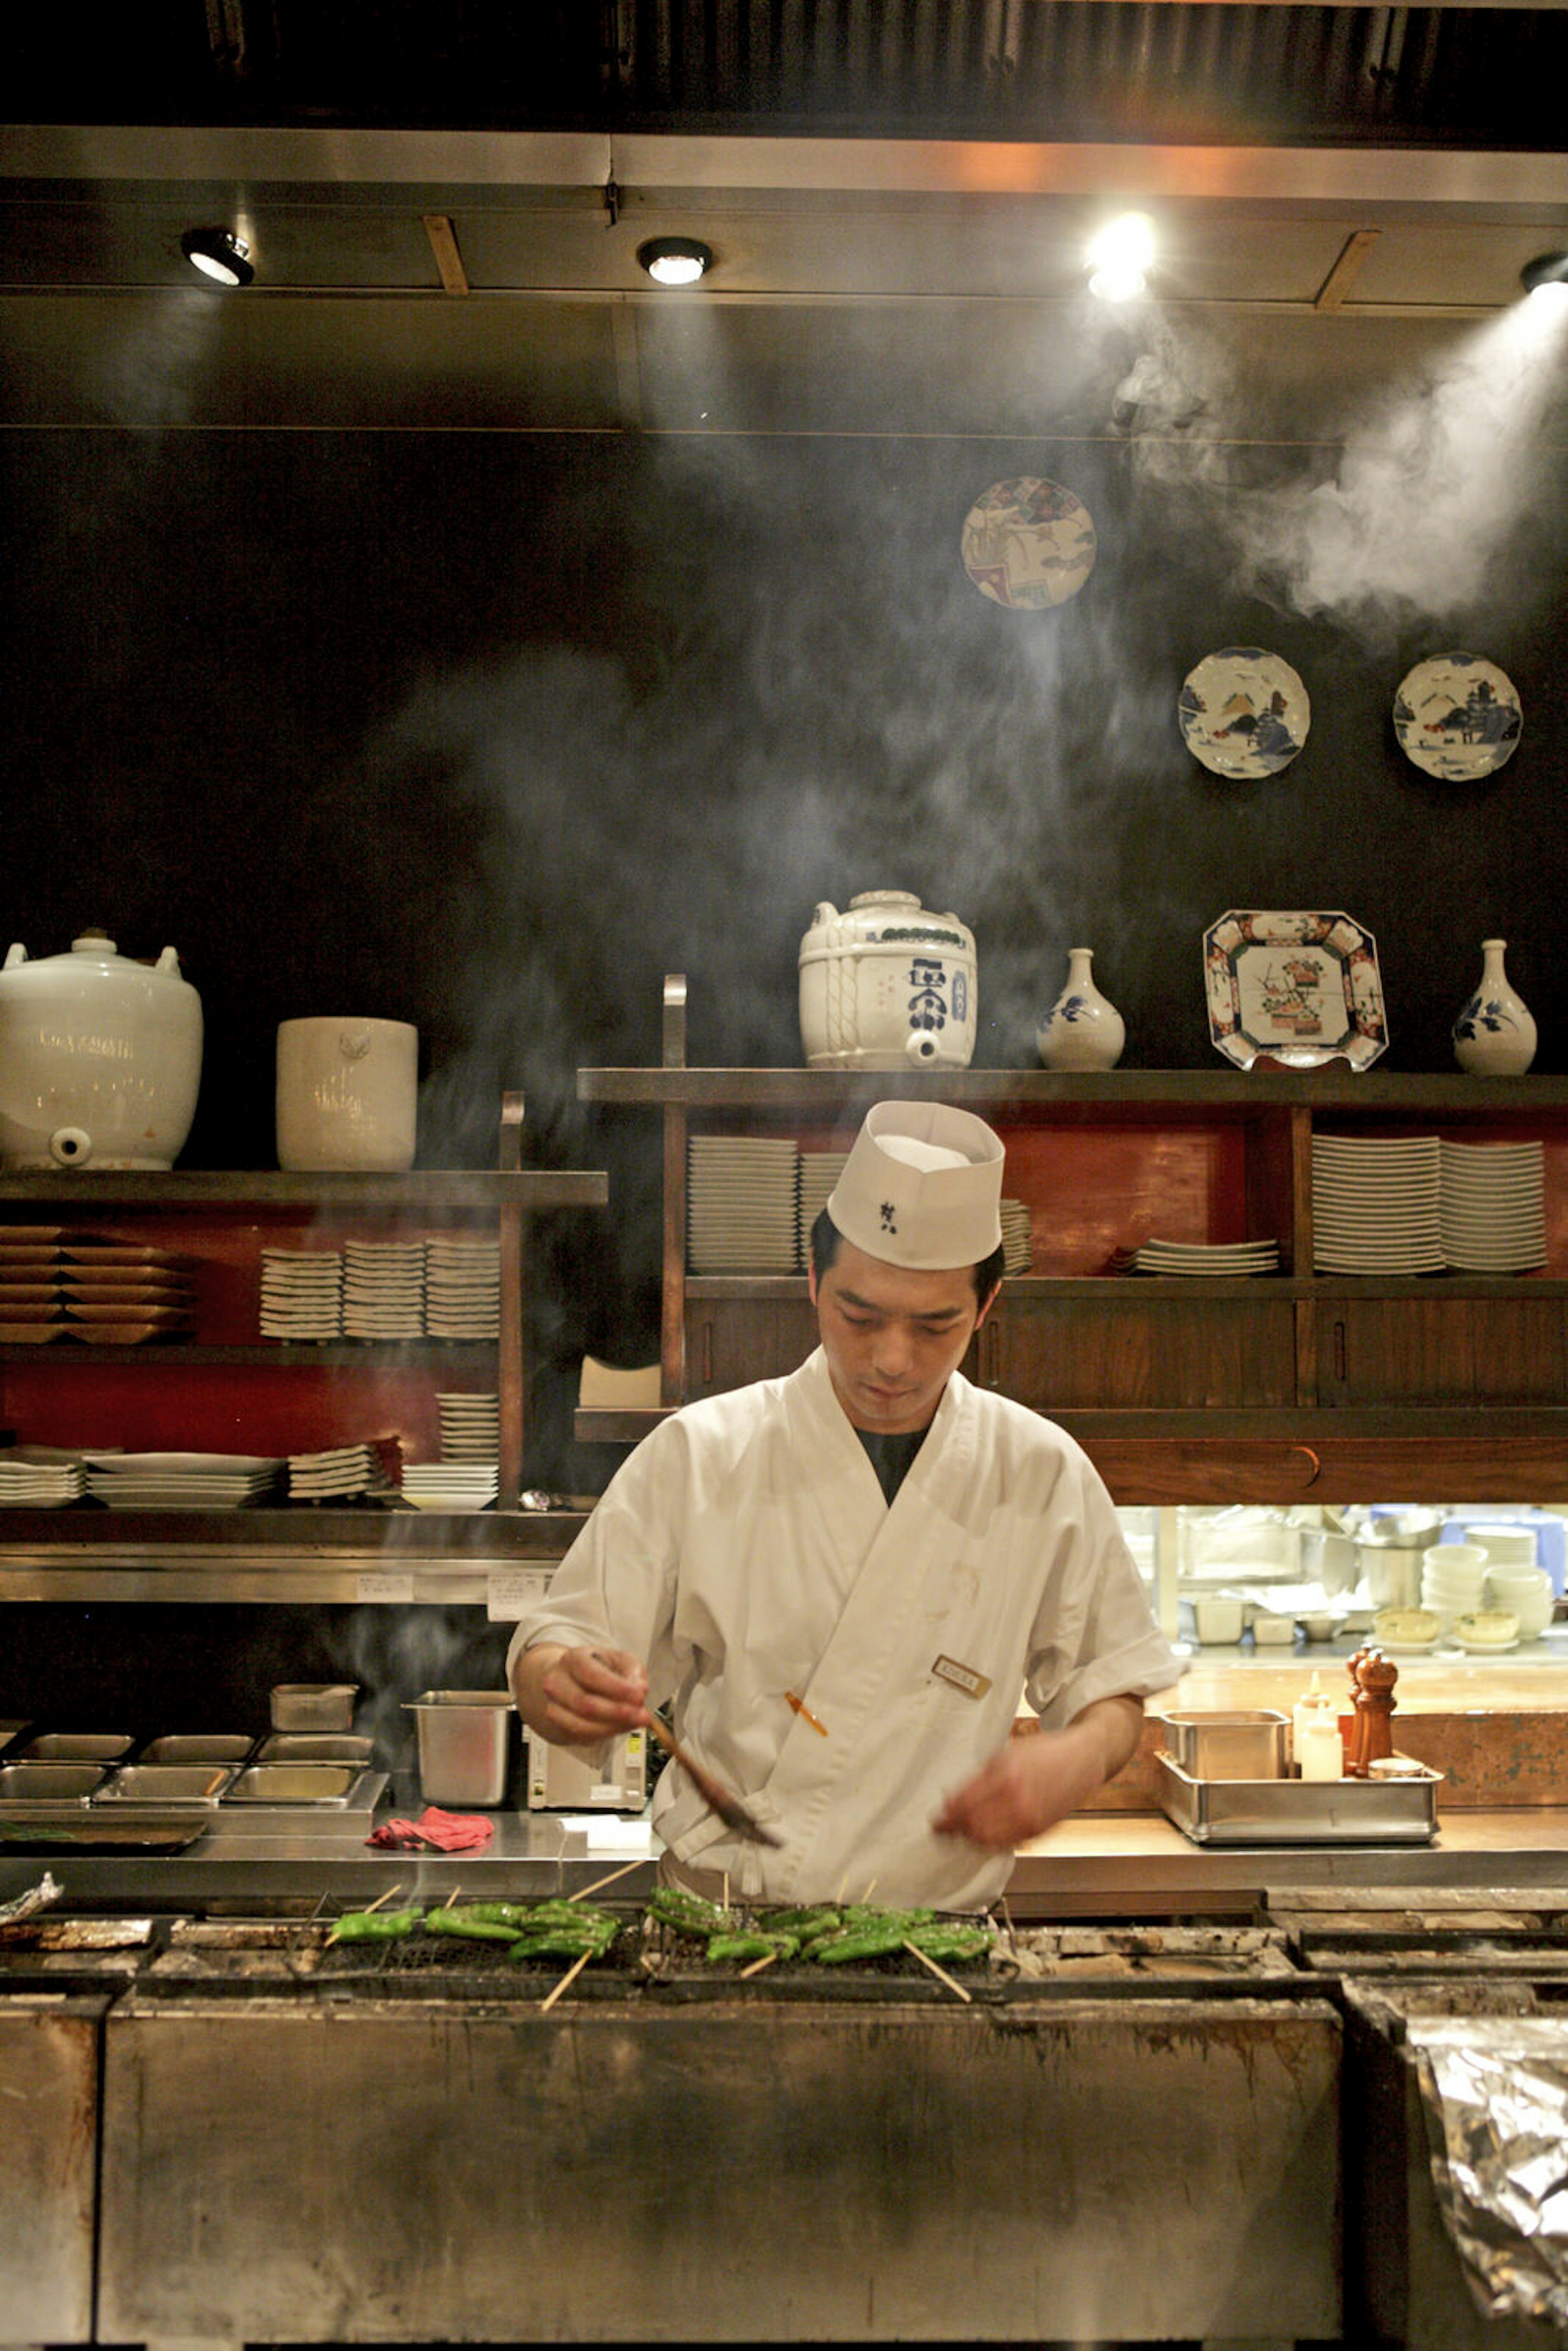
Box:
508;1917;619;1963
423;1907;526;1944
648;1886;734;1937
809;1924;909;1964
706;1929;800;1965
327;1908;423;1945
904;1921;996;1965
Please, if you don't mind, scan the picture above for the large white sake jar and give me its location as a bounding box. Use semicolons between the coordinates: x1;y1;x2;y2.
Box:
0;929;203;1170
798;891;978;1071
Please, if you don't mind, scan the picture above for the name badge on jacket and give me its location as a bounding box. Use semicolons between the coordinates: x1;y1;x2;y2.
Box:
931;1654;992;1699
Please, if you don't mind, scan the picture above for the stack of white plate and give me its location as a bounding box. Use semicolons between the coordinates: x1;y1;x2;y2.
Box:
287;1443;389;1502
260;1248;344;1340
400;1460;499;1512
1000;1198;1035;1277
425;1236;501;1337
1312;1135;1443;1273
797;1151;848;1269
83;1451;285;1509
343;1240;426;1339
1130;1236;1280;1277
0;1446;85;1507
1439;1139;1546;1271
1420;1540;1488;1631
438;1390;500;1460
688;1136;800;1274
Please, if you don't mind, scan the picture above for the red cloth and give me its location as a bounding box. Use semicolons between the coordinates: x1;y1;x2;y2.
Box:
366;1806;495;1852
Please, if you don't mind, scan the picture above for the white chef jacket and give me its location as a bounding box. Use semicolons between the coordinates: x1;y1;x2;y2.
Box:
508;1347;1183;1910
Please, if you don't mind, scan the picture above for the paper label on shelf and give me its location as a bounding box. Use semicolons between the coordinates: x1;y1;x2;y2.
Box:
487;1569;552;1621
356;1572;414;1604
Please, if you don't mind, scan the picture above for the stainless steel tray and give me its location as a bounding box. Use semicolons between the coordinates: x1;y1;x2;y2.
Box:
223;1763;365;1806
95;1764;234;1807
203;1768;387;1838
0;1761;106;1804
1155;1752;1441;1845
256;1733;374;1766
137;1734;257;1765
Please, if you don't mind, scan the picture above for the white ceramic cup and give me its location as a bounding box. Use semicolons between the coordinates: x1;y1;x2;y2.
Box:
276;1018;418;1172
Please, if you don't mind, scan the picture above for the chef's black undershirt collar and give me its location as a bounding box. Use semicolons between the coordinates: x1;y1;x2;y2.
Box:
855;1423;931;1504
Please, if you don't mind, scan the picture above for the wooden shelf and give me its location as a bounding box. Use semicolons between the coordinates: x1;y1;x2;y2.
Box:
579;1066;1568;1116
0;1169;608;1212
0;1343;504;1367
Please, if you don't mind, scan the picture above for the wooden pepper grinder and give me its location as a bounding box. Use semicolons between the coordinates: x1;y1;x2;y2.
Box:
1351;1650;1400;1777
1344;1645;1373;1775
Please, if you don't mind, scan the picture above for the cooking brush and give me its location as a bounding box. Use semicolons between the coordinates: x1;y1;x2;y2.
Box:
643;1713;782;1848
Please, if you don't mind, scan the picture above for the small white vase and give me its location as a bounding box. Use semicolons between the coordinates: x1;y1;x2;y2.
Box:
1452;938;1537;1076
1036;948;1126;1071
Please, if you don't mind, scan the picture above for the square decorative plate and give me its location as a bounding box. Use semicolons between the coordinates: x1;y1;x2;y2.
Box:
1204;910;1388;1071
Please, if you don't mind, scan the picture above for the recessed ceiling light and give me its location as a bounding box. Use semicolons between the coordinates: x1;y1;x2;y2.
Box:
637;236;714;287
180;228;254;287
1086;214;1154;303
1520;250;1568;300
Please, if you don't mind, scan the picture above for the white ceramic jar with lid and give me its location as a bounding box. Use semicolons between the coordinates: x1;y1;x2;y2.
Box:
0;928;203;1169
798;890;978;1071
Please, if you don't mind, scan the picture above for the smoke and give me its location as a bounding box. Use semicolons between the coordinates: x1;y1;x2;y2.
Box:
1117;298;1568;651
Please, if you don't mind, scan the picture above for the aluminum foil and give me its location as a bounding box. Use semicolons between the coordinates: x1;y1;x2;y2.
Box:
1410;2017;1568;2324
0;1869;62;1926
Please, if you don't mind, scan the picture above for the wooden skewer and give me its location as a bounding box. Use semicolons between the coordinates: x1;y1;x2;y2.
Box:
739;1949;781;1979
571;1858;645;1903
539;1946;594;2013
903;1940;973;2004
442;1883;461;1908
363;1883;404;1913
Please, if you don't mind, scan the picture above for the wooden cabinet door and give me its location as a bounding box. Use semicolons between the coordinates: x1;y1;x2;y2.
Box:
1318;1296;1567;1405
685;1298;819;1397
997;1293;1299;1411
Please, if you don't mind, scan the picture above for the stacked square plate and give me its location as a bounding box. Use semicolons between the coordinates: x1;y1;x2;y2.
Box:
343;1240;426;1339
437;1390;500;1460
688;1135;800;1274
0;1446;86;1507
400;1460;499;1512
286;1443;391;1502
797;1151;848;1270
261;1247;344;1340
1312;1135;1443;1273
999;1198;1036;1278
63;1242;195;1343
425;1236;501;1337
83;1451;285;1509
1128;1236;1281;1277
0;1229;69;1340
1438;1139;1546;1271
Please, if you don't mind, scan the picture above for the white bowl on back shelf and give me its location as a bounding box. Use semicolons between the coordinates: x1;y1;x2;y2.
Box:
1484;1567;1554;1638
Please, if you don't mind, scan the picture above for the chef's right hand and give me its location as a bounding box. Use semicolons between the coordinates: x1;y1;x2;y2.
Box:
522;1643;649;1746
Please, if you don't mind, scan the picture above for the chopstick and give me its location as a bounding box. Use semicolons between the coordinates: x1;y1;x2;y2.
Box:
903;1940;972;2004
539;1946;593;2013
641;1713;781;1848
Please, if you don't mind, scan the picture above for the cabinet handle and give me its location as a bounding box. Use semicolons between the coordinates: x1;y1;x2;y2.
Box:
982;1320;1001;1389
701;1318;713;1388
1332;1320;1347;1385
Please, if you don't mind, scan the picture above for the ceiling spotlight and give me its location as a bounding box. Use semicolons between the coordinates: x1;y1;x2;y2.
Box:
180;228;254;287
1086;213;1155;303
637;236;713;287
1520;251;1568;300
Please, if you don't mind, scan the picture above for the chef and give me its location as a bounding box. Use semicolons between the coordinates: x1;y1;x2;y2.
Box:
509;1100;1183;1909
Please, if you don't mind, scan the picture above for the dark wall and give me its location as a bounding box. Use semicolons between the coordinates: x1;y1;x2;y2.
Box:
3;398;1567;1454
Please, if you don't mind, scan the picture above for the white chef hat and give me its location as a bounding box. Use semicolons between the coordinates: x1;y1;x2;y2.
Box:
825;1101;1004;1271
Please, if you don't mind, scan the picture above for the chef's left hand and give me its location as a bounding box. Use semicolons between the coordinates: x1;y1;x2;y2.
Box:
932;1694;1144;1850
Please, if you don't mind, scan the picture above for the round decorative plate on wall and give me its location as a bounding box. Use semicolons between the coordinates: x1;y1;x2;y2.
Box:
959;477;1097;609
1393;653;1522;781
1178;648;1311;779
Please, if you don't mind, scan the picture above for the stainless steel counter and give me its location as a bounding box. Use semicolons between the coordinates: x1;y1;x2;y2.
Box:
5;1802;1568;1915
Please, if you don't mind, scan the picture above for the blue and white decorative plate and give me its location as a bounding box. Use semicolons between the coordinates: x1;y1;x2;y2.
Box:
960;476;1097;610
1393;653;1522;781
1178;648;1311;779
1203;910;1388;1072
